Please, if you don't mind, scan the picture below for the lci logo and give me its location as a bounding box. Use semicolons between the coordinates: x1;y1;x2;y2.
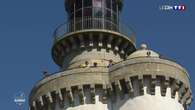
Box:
159;5;186;11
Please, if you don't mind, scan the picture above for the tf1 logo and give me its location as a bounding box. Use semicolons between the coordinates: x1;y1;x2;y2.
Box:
159;5;186;11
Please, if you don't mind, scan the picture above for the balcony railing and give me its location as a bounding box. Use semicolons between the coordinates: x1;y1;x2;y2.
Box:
53;16;135;42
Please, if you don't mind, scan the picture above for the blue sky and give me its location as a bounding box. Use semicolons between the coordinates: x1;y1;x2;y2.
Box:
0;0;194;109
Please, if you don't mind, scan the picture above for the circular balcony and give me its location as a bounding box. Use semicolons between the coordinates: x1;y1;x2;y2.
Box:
52;7;136;67
53;16;136;43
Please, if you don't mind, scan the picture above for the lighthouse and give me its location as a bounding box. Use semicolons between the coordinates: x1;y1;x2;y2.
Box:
29;0;192;110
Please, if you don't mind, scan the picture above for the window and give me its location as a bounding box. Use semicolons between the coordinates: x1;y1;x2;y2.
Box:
106;0;111;9
93;0;102;8
105;9;111;20
93;62;98;67
94;7;103;17
84;0;92;7
83;0;92;17
76;0;82;10
76;10;82;18
93;0;103;18
84;7;92;16
112;0;117;12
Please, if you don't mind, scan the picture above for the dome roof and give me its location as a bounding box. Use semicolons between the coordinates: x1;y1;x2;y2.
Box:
128;44;160;59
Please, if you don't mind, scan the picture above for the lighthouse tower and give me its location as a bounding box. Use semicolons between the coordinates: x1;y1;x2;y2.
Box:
29;0;192;110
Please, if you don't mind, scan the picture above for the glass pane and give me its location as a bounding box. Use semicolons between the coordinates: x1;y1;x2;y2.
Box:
76;10;82;18
106;0;111;9
112;12;117;22
93;0;102;8
84;0;92;7
76;0;82;9
112;0;116;12
84;7;92;16
94;7;103;17
105;8;111;20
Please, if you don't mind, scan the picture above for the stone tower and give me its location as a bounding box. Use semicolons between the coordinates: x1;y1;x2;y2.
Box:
29;0;192;110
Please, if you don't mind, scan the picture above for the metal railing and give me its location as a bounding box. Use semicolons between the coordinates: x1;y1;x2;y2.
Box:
54;6;135;42
53;17;135;42
55;16;136;41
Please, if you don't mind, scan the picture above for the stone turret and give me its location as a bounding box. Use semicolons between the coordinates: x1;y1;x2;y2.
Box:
109;44;192;110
